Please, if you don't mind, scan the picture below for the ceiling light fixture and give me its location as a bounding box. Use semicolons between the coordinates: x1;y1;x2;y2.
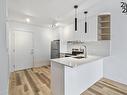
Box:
26;18;30;23
74;5;78;32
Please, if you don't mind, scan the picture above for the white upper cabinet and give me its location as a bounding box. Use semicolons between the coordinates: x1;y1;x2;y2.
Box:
60;24;75;41
60;16;98;42
78;17;98;42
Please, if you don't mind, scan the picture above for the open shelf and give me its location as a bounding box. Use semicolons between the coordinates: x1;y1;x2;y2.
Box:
98;15;111;40
99;27;110;29
99;21;110;23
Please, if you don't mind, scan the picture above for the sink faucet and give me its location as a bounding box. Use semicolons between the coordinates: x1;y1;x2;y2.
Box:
82;45;87;58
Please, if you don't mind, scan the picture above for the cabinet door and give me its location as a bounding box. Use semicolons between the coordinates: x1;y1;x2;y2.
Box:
77;19;97;41
60;24;75;41
60;19;97;42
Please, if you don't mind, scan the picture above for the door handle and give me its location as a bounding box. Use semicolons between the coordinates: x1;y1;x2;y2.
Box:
31;49;34;54
13;49;15;52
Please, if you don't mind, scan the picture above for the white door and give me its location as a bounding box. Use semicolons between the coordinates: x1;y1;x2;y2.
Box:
14;31;34;71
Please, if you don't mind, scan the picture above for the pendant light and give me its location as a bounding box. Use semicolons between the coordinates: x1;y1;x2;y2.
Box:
84;11;88;33
74;5;78;32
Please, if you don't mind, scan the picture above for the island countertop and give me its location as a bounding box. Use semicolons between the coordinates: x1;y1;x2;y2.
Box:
50;55;105;68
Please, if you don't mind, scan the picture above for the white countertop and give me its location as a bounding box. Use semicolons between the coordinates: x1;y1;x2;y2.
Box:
51;55;105;68
60;52;71;54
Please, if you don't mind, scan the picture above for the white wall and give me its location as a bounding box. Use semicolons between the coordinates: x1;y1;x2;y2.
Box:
0;0;9;95
83;0;127;85
103;0;127;85
8;22;59;71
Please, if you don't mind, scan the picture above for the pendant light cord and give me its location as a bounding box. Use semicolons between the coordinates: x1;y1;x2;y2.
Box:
74;5;78;32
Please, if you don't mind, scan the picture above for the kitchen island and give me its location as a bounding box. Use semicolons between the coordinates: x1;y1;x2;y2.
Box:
51;55;104;95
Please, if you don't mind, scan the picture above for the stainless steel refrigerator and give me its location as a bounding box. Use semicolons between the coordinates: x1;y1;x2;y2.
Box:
51;40;60;59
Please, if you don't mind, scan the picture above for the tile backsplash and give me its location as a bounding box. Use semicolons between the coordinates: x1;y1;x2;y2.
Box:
67;41;110;56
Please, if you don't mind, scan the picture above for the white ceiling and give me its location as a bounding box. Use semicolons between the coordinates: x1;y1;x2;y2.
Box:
8;0;88;27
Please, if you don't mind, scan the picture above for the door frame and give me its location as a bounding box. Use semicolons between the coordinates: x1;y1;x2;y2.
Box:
11;30;35;71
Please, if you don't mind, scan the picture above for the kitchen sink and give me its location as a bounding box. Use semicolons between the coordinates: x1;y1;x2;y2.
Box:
72;56;85;59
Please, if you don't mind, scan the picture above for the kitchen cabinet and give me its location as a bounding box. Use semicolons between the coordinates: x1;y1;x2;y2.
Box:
60;14;111;42
60;19;97;42
51;57;103;95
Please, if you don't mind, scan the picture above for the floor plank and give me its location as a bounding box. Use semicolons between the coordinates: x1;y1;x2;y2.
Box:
81;78;127;95
9;66;51;95
9;66;127;95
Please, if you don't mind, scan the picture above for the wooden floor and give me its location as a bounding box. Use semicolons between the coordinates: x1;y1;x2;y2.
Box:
81;78;127;95
9;66;51;95
9;66;127;95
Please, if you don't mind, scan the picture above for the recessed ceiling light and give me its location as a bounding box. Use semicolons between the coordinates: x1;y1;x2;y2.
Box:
26;18;30;23
55;23;60;26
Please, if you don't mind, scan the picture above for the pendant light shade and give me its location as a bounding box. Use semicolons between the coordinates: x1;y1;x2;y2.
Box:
84;11;88;33
74;5;78;32
75;17;77;31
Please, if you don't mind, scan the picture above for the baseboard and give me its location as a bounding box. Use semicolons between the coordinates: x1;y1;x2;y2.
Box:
10;60;50;72
34;60;50;67
104;77;127;86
